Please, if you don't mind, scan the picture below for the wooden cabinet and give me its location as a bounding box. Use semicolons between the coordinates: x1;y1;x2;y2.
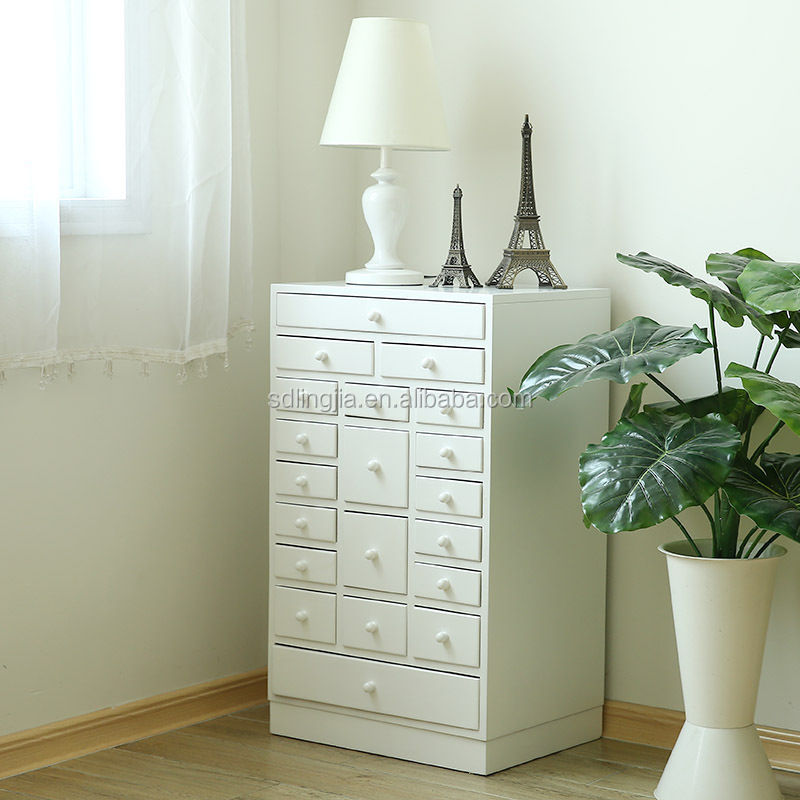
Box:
268;283;610;774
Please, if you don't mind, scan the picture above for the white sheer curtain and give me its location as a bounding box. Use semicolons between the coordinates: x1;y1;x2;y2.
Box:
0;0;253;383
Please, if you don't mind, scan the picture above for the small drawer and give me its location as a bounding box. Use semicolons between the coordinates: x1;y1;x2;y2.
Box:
271;377;337;415
274;418;338;458
273;503;337;543
273;587;336;644
340;426;409;509
414;519;482;562
340;512;407;595
411;607;480;668
274;544;337;586
276;292;485;340
416;433;483;473
275;335;373;376
343;383;410;423
416;390;484;429
274;460;337;500
271;645;480;730
380;343;484;384
415;476;483;518
340;596;407;656
413;562;482;607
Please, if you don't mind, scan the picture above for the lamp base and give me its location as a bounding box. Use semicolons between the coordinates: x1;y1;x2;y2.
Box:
346;267;424;286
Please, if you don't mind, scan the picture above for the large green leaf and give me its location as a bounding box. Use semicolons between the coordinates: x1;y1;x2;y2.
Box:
646;387;759;433
725;363;800;436
706;248;773;297
739;260;800;314
518;317;711;401
618;252;774;336
723;453;800;542
579;409;741;533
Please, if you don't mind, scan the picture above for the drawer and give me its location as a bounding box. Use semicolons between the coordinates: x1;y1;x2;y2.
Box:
274;544;337;586
340;426;409;508
271;644;479;730
340;512;407;594
275;335;373;376
271;377;337;415
411;607;480;668
276;292;485;340
340;596;407;656
416;433;484;473
413;562;482;607
343;383;410;423
415;476;483;518
273;587;336;644
274;460;337;500
416;390;484;429
273;503;337;543
274;418;338;458
414;519;482;562
380;343;484;384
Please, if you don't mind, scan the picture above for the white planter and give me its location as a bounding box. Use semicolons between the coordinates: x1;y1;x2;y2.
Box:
656;539;786;800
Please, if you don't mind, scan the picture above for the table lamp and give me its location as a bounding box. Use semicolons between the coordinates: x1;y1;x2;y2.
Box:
320;17;450;285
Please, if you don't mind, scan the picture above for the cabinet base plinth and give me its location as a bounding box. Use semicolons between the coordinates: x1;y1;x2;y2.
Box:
269;701;602;775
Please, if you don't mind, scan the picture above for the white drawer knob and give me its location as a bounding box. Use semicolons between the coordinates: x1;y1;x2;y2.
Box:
421;356;436;370
295;433;309;445
362;681;376;694
365;621;379;634
313;350;329;362
294;517;308;530
294;475;308;487
439;447;454;459
367;459;381;472
436;577;451;591
295;560;308;573
438;491;453;504
435;631;449;643
436;535;451;548
364;548;379;561
440;405;453;416
295;610;308;622
367;310;381;322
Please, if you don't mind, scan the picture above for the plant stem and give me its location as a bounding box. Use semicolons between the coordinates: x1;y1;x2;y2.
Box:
765;333;784;374
708;304;723;401
751;419;785;460
646;374;689;411
754;533;781;559
752;335;766;369
737;525;760;558
671;516;702;557
709;495;720;556
745;529;767;559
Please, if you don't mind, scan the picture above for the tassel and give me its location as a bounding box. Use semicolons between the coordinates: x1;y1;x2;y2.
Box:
198;357;209;379
140;361;150;378
245;329;254;350
0;369;6;387
103;359;113;378
39;366;48;390
67;362;75;382
176;365;188;384
223;352;230;372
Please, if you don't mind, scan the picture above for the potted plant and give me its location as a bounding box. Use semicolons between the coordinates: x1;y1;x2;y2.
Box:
516;249;800;800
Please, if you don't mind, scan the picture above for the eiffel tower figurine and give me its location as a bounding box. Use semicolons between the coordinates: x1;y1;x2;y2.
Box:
430;185;482;288
485;115;567;290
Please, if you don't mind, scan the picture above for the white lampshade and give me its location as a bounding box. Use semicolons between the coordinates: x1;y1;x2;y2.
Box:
320;18;449;151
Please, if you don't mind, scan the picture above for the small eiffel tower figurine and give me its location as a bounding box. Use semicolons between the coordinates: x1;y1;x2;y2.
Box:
430;185;482;288
485;115;567;290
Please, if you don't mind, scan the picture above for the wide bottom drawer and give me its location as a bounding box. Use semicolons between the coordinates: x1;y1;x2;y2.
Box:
271;645;479;730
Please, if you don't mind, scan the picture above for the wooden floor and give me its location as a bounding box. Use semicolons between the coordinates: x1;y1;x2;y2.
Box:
2;704;800;799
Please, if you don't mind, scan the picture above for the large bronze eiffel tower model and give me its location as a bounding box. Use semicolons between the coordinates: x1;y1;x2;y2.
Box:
486;115;567;289
431;185;482;288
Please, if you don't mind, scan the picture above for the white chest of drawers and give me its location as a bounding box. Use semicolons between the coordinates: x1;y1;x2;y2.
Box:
268;283;610;774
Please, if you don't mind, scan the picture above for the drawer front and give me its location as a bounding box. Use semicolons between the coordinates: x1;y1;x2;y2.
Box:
273;503;337;543
272;377;338;415
416;390;484;429
275;335;374;376
413;562;482;607
274;460;337;500
411;607;480;668
415;433;484;473
271;644;479;730
340;426;409;508
414;519;482;562
343;383;410;423
415;476;483;518
340;596;407;656
274;418;338;458
380;344;485;384
274;544;337;586
276;292;485;340
340;512;407;594
273;587;336;644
